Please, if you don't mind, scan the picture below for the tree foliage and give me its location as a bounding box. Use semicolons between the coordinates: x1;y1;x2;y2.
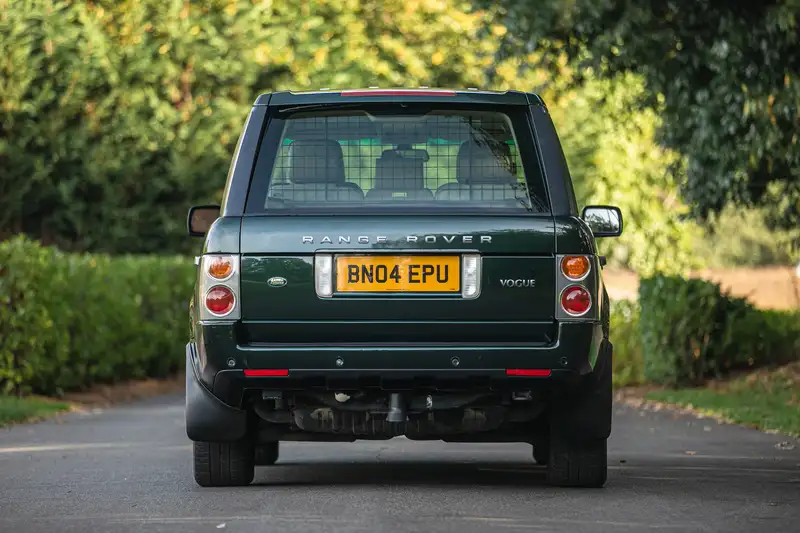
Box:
0;0;739;273
1;0;500;254
542;73;702;275
488;0;800;231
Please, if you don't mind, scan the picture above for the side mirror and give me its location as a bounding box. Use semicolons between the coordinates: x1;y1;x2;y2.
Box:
187;205;220;237
581;205;623;237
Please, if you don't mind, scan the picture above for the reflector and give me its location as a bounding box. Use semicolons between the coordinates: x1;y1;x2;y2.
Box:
244;369;289;377
506;369;552;377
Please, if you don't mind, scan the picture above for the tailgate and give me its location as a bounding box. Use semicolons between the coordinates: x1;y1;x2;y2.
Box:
239;215;556;343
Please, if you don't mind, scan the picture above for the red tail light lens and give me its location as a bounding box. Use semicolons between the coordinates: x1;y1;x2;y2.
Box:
561;285;591;316
205;285;235;316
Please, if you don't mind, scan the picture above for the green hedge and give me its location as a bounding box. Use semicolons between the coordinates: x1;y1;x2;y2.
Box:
0;236;194;396
638;275;800;387
2;236;796;396
609;299;644;387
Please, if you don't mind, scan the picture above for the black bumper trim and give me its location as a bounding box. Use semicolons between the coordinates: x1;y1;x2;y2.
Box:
185;343;248;442
211;367;583;407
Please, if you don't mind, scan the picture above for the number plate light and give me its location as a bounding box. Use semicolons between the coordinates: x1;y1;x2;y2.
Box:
461;254;481;299
315;254;333;298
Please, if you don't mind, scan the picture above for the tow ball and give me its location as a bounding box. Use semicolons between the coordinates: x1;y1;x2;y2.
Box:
386;393;407;422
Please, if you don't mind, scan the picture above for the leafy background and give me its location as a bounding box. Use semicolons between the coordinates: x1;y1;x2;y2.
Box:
1;0;797;268
1;0;798;411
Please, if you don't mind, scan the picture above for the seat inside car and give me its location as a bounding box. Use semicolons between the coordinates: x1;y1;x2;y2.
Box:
435;138;522;203
269;139;364;202
365;149;434;202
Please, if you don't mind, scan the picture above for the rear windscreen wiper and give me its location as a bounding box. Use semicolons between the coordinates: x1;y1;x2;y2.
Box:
265;196;295;207
274;103;367;115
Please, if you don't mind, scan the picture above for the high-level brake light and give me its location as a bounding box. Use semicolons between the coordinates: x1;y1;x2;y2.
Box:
341;89;457;97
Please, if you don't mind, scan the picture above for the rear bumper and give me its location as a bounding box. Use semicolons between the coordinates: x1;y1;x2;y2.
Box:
189;321;603;408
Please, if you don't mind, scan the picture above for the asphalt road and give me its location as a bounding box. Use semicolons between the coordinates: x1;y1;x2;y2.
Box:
1;395;798;533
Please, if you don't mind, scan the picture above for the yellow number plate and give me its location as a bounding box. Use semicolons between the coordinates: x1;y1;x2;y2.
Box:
335;255;461;293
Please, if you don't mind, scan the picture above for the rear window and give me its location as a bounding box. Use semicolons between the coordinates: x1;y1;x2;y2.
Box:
245;105;549;214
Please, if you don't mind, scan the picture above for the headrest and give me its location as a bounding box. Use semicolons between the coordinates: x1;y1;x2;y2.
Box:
288;140;346;184
456;139;516;184
373;150;425;190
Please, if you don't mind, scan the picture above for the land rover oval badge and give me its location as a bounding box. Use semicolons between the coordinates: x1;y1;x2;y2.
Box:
267;277;287;288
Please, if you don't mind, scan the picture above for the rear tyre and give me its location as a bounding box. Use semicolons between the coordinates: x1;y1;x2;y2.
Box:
546;435;608;488
193;440;255;487
545;338;612;487
255;442;280;466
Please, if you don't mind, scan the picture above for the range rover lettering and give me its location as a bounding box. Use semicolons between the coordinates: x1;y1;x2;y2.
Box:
185;88;623;488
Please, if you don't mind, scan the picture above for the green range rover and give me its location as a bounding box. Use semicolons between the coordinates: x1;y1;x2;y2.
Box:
185;88;623;488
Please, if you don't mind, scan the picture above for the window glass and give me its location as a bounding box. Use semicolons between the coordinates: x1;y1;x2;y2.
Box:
248;107;549;214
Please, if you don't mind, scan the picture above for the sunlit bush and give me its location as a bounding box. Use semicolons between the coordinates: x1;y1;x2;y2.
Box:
0;236;193;395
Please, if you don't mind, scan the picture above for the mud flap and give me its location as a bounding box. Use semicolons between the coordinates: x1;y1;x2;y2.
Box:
550;338;613;442
185;344;248;442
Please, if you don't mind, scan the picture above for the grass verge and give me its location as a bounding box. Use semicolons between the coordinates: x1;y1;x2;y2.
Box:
0;396;72;427
0;373;185;428
643;362;800;437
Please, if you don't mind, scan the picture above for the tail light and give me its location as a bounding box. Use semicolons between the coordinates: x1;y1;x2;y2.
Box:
561;285;592;316
561;255;590;281
207;256;234;280
199;254;240;321
556;254;597;321
205;286;236;316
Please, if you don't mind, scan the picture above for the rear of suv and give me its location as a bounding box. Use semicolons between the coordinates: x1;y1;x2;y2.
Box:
185;88;623;488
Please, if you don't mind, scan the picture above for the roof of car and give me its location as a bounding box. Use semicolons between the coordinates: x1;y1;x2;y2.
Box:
254;88;544;107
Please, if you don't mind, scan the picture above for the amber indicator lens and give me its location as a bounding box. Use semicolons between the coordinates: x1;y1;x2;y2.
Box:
561;255;590;280
206;286;235;315
207;256;233;279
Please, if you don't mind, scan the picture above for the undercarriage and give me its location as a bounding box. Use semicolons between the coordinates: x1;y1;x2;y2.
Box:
187;339;613;488
251;390;548;442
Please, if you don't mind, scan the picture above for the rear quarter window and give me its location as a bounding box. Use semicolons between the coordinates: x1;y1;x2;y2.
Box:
245;105;550;215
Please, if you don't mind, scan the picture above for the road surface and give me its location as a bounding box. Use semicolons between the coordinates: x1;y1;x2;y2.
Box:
1;394;798;533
